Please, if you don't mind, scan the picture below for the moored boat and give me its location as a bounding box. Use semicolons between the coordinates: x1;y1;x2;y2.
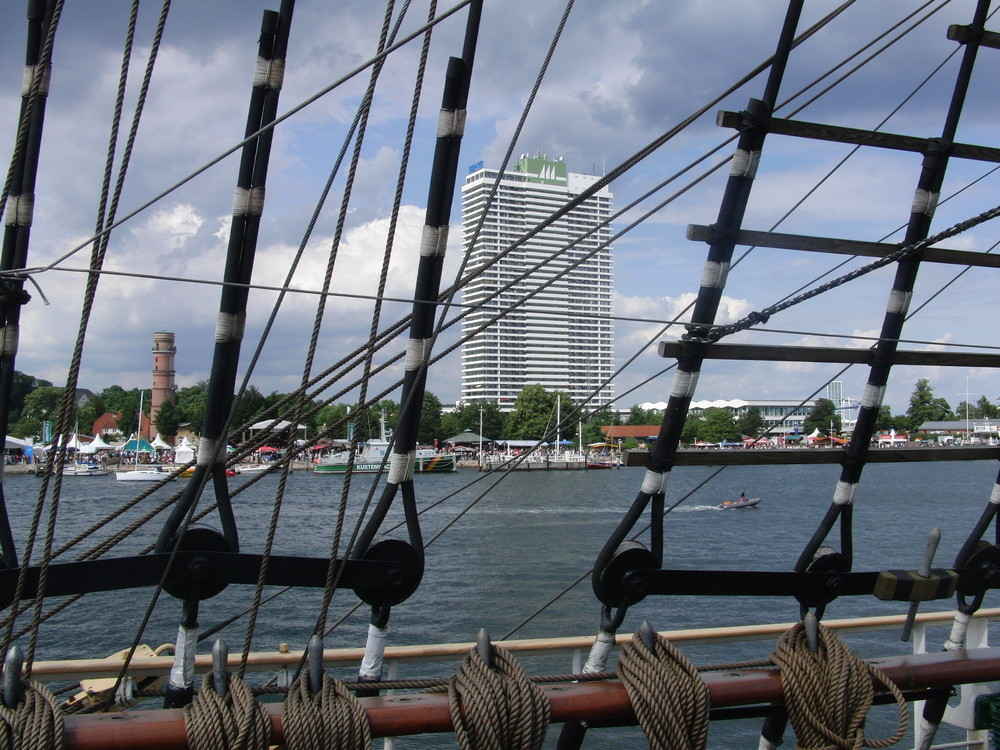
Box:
313;440;457;474
62;462;108;477
3;1;1000;748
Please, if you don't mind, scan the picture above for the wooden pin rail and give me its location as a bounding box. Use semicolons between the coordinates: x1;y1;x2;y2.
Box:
58;647;1000;749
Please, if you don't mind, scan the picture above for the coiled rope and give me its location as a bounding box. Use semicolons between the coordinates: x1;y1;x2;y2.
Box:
615;627;710;750
769;621;908;749
0;682;63;750
448;643;549;750
183;674;270;750
282;673;371;750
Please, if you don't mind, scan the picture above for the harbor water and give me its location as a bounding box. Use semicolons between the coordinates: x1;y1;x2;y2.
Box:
5;458;999;746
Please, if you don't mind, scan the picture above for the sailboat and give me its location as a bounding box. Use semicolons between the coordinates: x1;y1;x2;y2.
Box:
114;393;165;482
2;1;1000;748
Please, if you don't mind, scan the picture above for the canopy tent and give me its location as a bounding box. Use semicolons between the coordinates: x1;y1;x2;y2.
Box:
444;431;493;445
174;437;195;464
121;437;155;453
151;434;172;450
87;434;113;450
4;435;30;450
46;433;87;451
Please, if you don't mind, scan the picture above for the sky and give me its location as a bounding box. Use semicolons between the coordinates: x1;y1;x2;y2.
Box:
0;0;997;422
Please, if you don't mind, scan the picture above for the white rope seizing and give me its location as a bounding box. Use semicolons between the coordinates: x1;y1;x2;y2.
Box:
419;224;448;257
642;469;668;495
699;260;730;289
886;288;912;315
669;369;699;398
989;483;1000;505
252;56;286;90
944;610;971;651
168;624;198;692
436;107;467;138
832;480;857;506
911;188;939;217
582;629;616;673
861;383;886;409
404;337;432;371
4;193;34;227
20;63;51;96
215;311;246;343
358;623;387;680
729;148;760;178
387;451;414;484
197;437;219;466
231;186;265;217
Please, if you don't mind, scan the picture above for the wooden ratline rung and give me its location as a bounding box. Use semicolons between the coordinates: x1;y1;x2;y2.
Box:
948;23;1000;50
657;342;1000;369
625;446;1000;467
686;224;1000;269
716;110;1000;164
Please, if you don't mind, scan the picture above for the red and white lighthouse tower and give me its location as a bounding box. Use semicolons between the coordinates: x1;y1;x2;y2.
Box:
151;331;176;441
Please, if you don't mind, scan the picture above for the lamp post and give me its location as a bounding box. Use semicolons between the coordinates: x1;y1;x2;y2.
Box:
478;403;483;470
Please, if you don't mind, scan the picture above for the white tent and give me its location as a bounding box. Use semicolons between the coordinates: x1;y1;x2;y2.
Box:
151;433;172;450
174;436;196;464
79;434;113;454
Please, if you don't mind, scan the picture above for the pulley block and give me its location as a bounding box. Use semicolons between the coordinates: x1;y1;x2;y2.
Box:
352;538;423;607
163;526;234;601
593;540;658;608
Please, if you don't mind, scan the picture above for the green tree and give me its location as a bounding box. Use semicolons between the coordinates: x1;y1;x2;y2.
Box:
21;386;63;423
176;382;209;434
583;404;620;446
700;408;740;443
905;378;952;431
231;385;268;433
10;416;41;440
874;405;895;431
803;398;841;436
505;384;558;440
736;405;764;437
154;397;183;439
10;371;52;423
316;403;352;439
626;405;661;426
417;392;444;445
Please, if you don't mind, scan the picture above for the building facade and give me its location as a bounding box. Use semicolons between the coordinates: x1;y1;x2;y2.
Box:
459;155;614;411
642;398;819;436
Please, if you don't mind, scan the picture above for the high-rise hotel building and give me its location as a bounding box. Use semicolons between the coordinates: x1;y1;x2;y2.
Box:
460;154;614;410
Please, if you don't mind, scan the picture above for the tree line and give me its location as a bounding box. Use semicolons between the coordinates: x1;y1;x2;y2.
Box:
10;372;989;449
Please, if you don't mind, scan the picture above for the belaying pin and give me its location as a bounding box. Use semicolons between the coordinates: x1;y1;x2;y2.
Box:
902;528;941;642
476;628;494;668
212;640;229;698
308;635;325;695
803;611;820;653
638;621;657;653
2;645;24;707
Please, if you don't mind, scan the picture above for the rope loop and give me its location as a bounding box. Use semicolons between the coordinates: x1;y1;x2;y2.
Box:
282;672;371;750
769;621;908;749
447;642;550;750
184;673;270;750
615;627;710;750
0;681;64;750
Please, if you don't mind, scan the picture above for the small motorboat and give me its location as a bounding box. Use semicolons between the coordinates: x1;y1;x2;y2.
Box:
718;496;761;510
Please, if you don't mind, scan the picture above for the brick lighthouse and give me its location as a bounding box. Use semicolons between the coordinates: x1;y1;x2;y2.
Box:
151;331;176;441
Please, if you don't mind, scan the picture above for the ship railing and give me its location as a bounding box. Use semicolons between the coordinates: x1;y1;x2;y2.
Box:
28;608;1000;749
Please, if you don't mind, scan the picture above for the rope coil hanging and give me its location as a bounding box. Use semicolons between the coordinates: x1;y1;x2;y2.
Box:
448;637;549;750
0;681;64;750
282;672;371;750
769;621;908;749
184;673;270;750
615;623;710;750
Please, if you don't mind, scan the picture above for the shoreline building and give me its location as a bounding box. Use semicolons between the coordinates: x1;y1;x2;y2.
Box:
459;155;614;411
